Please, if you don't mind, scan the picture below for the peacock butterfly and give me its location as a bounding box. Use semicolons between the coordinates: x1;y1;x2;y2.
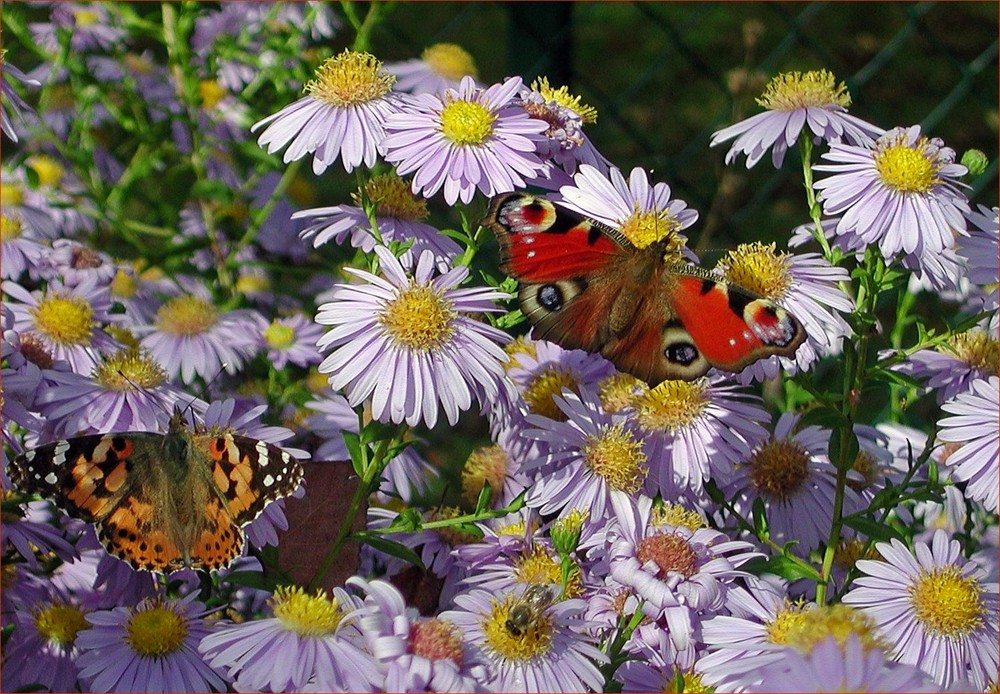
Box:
484;193;806;385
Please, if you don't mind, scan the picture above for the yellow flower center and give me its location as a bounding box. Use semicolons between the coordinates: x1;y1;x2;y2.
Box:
107;326;141;350
651;503;706;531
378;284;455;351
531;76;598;124
92;348;167;391
305;50;395;107
946;331;999;376
847;450;879;492
619;209;681;250
765;601;812;645
721;242;793;298
582;424;647;494
483;594;554;661
833;538;880;571
410;618;465;666
514;546;582;596
109;268;139;299
745;439;811;502
909;565;986;638
757;69;851;111
427;506;478;546
552;508;589;538
597;372;647;413
125;604;188;657
504;336;538;366
874;134;940;193
1;181;25;206
1;212;24;241
439;99;496;146
154;295;218;336
783;604;889;654
236;272;271;296
634;379;709;432
355;173;429;221
272;586;345;637
74;9;101;26
637;531;699;578
264;320;297;350
27;155;65;188
421;43;478;80
523;367;578;420
198;79;226;110
34;602;89;648
31;292;96;346
461;444;509;506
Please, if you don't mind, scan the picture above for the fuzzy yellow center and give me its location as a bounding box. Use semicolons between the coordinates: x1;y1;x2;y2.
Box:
833;538;880;571
461;444;509;506
765;601;811;645
439;99;496;146
109;268;139;299
514;547;582;596
746;439;811;501
32;293;96;346
504;336;538;366
757;69;851;111
483;595;554;661
619;209;681;250
125;605;188;656
874;134;940;193
552;508;589;539
1;212;24;241
909;565;986;638
264;321;297;350
34;603;89;648
410;618;465;666
421;43;478;80
198;80;226;110
634;379;709;432
783;604;889;654
1;181;25;206
305;50;394;107
272;586;344;637
637;531;699;578
582;424;647;494
597;373;647;413
93;348;167;390
523;367;577;420
356;173;429;221
947;331;999;376
155;295;218;336
378;284;455;351
652;503;706;531
236;273;271;296
427;506;478;546
721;242;792;298
74;9;101;26
28;155;65;187
532;76;598;123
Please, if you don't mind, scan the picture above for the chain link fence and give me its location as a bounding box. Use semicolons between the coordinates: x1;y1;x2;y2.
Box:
377;2;998;248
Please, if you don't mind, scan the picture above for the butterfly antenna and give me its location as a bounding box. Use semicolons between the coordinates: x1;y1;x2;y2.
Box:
180;362;231;421
116;369;174;424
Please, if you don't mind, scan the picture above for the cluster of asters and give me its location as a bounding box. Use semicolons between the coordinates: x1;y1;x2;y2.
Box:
1;3;998;692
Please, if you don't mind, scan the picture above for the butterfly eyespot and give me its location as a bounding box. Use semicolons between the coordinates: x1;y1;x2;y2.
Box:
666;342;699;366
538;284;564;311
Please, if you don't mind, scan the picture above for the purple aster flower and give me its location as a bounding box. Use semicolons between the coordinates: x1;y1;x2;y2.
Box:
199;584;379;692
36;347;190;437
4;276;120;374
723;412;863;554
520;388;648;521
35;238;117;287
814;125;970;262
515;77;611;182
958;204;999;316
75;594;227;693
295;172;462;268
842;529;1000;691
440;586;608;692
557;164;698;250
386;43;480;95
259;313;324;369
1;211;48;281
3;499;79;568
714;244;854;384
383;75;549;204
252;50;403;175
139;292;263;384
937;376;999;513
316;246;511;428
2;588;89;692
895;328;997;403
2;53;39;142
349;576;489;692
711;69;882;168
745;634;946;692
30;3;127;53
606;496;758;642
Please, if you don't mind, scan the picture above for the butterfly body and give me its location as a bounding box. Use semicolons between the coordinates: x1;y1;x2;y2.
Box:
485;193;806;384
10;411;303;573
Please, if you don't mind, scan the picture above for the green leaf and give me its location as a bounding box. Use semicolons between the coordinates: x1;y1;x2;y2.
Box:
743;555;822;582
360;420;399;445
342;431;365;476
354;534;425;570
474;481;494;513
751;498;769;537
841;516;905;543
224;570;288;592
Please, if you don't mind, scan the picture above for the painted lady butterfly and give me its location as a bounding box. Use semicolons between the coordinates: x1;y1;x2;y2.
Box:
9;410;304;573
